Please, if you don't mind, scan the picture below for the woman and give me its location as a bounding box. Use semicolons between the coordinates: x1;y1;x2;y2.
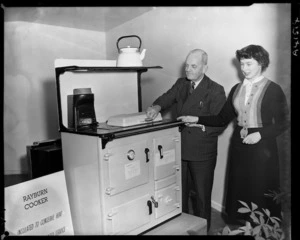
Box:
177;44;290;224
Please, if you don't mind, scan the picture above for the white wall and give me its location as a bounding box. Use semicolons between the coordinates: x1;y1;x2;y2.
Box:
4;4;290;211
4;20;106;174
106;4;291;211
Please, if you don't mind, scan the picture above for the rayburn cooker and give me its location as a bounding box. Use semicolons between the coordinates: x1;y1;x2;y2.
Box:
55;60;182;235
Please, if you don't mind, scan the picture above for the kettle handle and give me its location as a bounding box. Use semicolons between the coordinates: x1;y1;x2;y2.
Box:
116;35;142;53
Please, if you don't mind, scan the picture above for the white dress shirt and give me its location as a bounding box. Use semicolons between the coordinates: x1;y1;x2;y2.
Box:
243;75;264;105
192;75;204;89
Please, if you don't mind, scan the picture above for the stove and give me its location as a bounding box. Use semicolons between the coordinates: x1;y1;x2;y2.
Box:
55;60;182;235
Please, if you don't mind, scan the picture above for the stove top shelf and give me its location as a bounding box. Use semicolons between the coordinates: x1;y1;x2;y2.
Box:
61;119;183;149
55;65;162;75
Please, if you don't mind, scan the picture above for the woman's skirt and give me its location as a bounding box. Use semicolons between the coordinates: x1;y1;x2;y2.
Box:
225;126;281;224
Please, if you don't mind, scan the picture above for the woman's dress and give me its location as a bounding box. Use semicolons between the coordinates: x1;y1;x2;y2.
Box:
197;78;289;223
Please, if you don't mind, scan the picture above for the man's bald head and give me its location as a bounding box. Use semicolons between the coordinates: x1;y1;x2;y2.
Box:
187;49;208;65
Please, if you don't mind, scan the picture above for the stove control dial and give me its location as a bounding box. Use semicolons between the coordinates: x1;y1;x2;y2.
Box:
127;149;135;160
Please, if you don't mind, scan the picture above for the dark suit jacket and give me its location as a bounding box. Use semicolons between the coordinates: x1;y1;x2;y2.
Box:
153;75;226;161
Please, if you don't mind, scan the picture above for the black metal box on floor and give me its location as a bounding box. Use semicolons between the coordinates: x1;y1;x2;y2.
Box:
26;138;63;179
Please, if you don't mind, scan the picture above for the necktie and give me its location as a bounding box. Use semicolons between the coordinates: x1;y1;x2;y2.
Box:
190;81;195;94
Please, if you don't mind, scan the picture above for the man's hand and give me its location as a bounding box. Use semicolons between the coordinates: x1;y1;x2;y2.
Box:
146;105;161;120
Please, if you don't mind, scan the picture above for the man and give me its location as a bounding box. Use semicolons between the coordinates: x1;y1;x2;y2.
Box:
146;49;226;231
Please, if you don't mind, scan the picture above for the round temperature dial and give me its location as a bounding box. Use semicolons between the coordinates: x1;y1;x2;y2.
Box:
127;150;135;160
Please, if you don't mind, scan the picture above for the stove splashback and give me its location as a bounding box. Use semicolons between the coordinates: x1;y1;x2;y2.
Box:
55;59;139;129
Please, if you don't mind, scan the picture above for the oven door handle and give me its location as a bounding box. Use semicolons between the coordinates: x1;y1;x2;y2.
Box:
144;148;150;162
147;200;152;215
158;145;163;159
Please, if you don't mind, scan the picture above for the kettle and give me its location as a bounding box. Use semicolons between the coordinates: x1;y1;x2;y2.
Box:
116;35;146;67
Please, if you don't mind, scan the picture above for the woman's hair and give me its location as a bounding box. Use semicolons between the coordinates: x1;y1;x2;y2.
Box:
236;45;270;72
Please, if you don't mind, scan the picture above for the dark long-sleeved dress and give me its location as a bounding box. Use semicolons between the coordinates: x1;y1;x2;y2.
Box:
197;78;290;223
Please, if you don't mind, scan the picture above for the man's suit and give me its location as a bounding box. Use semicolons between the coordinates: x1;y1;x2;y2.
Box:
153;74;226;230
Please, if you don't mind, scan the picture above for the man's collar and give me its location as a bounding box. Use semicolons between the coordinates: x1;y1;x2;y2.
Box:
192;74;205;88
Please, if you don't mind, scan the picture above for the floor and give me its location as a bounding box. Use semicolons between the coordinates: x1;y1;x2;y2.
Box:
4;174;227;235
187;193;227;235
4;174;31;188
208;208;227;235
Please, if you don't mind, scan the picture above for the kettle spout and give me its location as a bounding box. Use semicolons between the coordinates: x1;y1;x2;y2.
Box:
140;49;146;61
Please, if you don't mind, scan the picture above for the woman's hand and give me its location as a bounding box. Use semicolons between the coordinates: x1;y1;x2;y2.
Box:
242;132;261;144
177;116;199;124
177;116;205;131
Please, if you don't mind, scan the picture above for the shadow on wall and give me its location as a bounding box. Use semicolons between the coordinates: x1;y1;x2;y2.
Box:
231;58;244;83
160;61;186;120
274;6;291;238
180;61;185;77
21;154;29;175
221;123;235;218
43;78;60;139
274;2;291;208
221;59;242;216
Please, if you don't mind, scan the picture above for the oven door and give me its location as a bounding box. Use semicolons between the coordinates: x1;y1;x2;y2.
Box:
106;194;151;234
105;139;150;196
153;134;179;180
154;183;180;219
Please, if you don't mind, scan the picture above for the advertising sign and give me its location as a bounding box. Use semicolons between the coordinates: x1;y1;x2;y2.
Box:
4;171;74;236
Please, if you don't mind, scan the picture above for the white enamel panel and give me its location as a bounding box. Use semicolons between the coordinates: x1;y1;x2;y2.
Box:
58;71;139;127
